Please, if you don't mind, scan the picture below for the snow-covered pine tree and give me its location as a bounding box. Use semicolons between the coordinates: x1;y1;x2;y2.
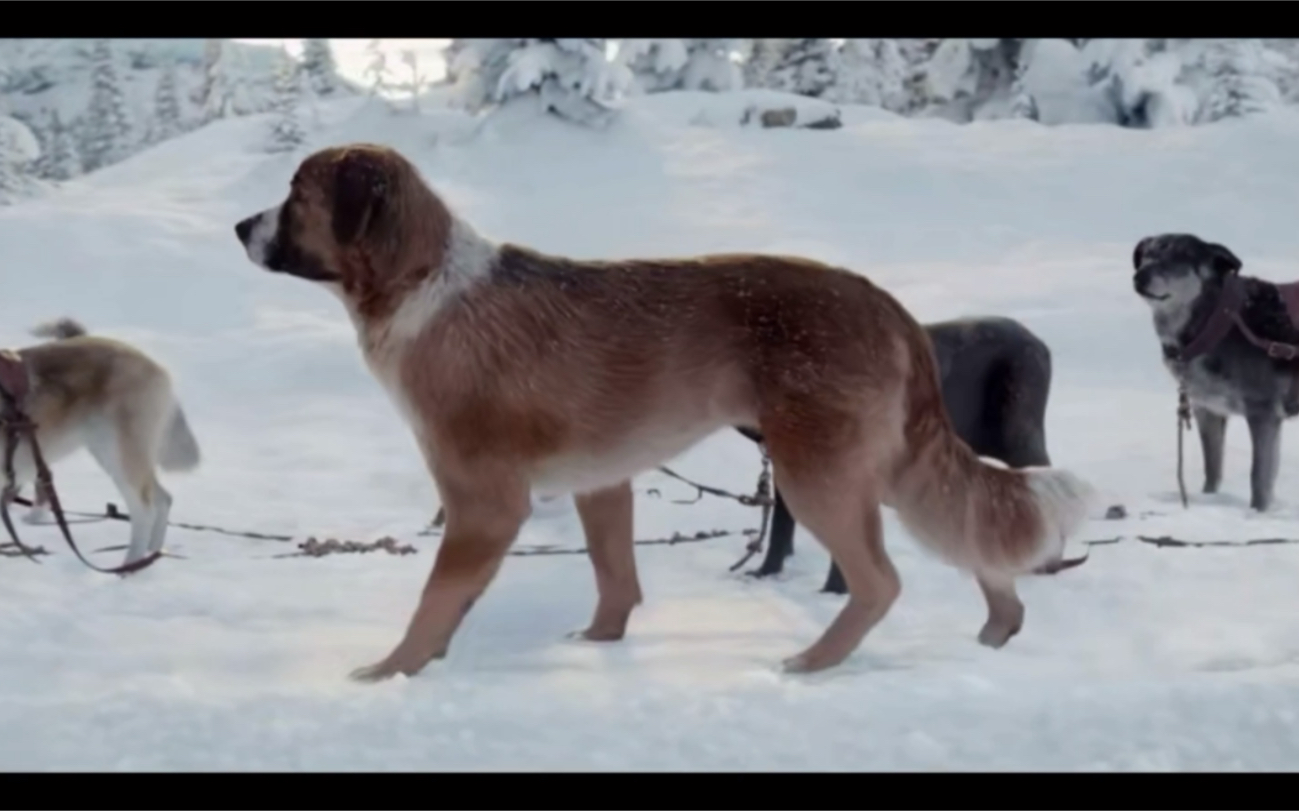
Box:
267;50;307;153
197;38;235;124
193;40;219;109
826;39;909;110
80;38;133;173
43;109;81;180
442;40;470;87
617;39;690;93
363;39;392;96
766;39;839;98
742;39;788;89
30;108;80;181
1263;38;1299;103
399;49;428;113
922;38;1026;122
454;39;630;127
1008;43;1040;120
301;39;342;98
1194;39;1282;123
678;39;743;91
0;114;40;203
152;57;184;143
447;39;515;111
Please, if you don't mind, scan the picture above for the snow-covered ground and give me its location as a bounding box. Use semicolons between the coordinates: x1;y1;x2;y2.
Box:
4;92;1299;771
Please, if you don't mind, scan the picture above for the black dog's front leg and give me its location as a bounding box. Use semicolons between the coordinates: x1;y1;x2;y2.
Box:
753;490;796;576
1193;406;1227;494
1245;409;1283;511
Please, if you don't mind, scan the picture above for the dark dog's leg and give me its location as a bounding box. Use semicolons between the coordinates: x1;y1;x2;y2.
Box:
755;490;796;576
1245;410;1282;511
988;349;1052;469
736;427;799;578
821;559;847;594
1193;406;1226;495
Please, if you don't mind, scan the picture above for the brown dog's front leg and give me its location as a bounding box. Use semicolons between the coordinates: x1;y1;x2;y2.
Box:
350;472;530;682
572;480;642;641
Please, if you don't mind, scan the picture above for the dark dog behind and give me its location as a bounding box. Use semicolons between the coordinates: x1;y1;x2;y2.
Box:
1133;233;1299;512
742;316;1053;593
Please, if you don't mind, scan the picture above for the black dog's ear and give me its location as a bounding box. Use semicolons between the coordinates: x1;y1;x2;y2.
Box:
1132;237;1153;270
1204;242;1242;276
332;149;390;247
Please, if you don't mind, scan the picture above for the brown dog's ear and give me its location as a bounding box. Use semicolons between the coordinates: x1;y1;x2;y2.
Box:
1205;242;1242;276
1132;237;1153;270
332;149;390;247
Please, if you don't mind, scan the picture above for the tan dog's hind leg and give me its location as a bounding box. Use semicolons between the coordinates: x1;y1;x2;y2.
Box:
82;415;162;567
350;470;530;682
571;480;642;641
975;573;1025;649
21;486;50;525
776;473;901;674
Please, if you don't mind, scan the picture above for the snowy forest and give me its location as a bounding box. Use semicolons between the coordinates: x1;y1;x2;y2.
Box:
5;38;1299;202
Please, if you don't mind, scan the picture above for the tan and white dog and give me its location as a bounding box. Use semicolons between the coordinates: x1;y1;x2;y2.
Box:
234;143;1095;682
5;318;200;567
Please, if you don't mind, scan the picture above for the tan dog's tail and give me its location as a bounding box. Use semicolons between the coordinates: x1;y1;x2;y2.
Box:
158;405;201;472
888;343;1095;576
31;317;88;341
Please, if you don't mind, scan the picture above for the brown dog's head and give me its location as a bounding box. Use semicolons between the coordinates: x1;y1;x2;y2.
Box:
235;143;452;317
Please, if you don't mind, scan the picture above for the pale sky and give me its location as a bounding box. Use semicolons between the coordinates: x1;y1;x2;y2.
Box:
234;39;452;87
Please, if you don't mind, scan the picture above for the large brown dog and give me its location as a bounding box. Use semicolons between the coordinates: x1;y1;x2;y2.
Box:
234;143;1094;682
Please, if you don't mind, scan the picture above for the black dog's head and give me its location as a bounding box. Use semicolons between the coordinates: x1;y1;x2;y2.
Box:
1131;233;1242;309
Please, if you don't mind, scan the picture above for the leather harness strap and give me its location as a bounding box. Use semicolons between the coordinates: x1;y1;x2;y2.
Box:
0;350;162;575
1171;274;1299;365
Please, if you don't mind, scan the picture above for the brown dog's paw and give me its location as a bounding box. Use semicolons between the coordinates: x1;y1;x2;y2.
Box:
977;621;1022;649
566;626;626;643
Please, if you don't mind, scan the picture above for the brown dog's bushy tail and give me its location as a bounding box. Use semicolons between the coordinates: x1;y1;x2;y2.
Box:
158;405;201;472
888;335;1095;576
30;317;88;341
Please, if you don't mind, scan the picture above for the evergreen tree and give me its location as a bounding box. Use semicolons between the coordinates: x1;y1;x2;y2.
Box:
1195;39;1281;123
453;39;630;127
47;109;81;180
197;38;235;124
767;39;839;98
742;38;788;89
267;52;307;153
399;49;428;113
80;38;133;172
363;39;392;96
443;40;469;86
617;39;690;93
0;114;40;203
827;39;909;110
678;39;743;91
32;108;80;180
301;38;342;97
1008;43;1040;120
152;57;183;142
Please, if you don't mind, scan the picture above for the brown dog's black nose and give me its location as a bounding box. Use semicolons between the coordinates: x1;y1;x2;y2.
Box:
234;216;255;244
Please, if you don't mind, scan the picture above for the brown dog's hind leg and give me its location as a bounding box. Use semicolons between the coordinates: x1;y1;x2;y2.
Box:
350;470;530;682
571;480;643;641
975;573;1025;649
774;468;901;674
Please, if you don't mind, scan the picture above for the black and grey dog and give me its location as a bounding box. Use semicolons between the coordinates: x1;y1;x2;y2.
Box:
1133;233;1299;512
739;316;1053;594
